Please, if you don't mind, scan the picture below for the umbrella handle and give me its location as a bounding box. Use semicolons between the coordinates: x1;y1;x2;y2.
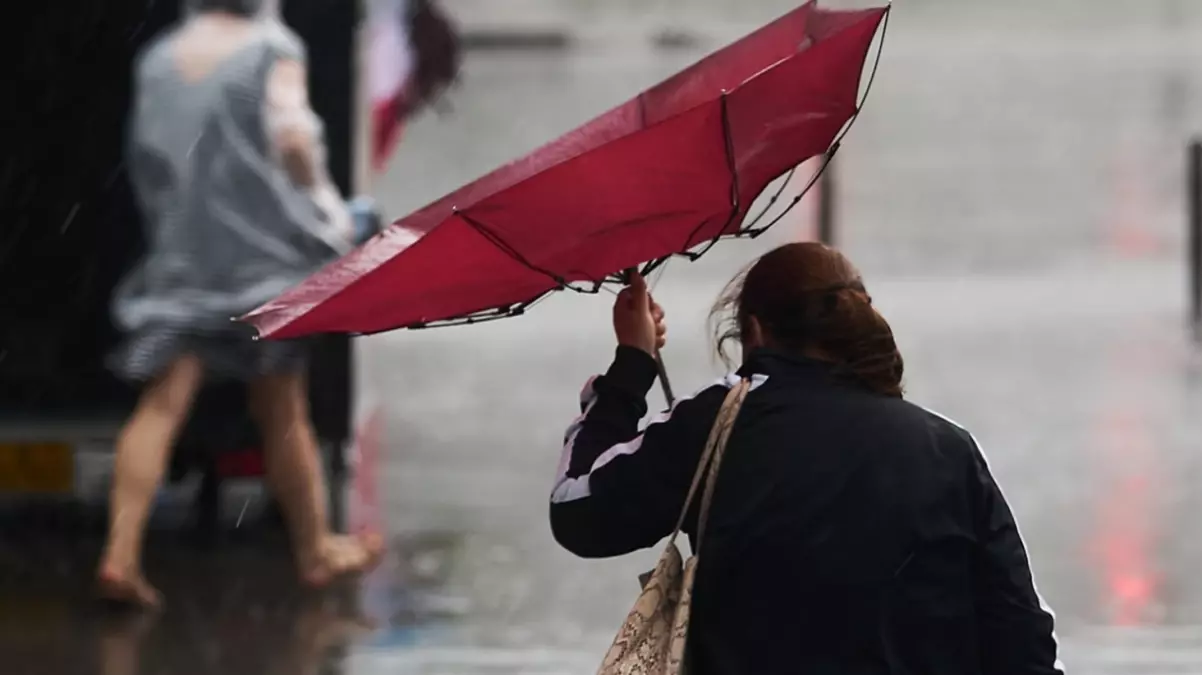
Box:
622;267;676;406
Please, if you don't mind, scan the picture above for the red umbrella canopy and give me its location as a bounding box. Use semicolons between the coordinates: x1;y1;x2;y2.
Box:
245;1;889;339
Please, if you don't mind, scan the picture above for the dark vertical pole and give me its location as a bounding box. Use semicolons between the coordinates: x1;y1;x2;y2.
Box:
817;153;837;246
1189;139;1202;343
285;0;359;532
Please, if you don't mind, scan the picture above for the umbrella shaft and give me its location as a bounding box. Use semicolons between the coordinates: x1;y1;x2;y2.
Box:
654;351;675;407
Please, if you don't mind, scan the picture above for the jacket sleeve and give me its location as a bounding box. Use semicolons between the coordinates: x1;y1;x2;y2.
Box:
969;440;1066;675
549;346;727;559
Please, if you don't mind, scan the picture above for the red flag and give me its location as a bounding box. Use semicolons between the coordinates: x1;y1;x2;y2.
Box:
367;0;414;173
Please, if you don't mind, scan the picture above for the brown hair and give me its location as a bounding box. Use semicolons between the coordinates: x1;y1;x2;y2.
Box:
710;242;905;397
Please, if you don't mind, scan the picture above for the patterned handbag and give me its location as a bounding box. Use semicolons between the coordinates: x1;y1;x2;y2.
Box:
597;377;752;675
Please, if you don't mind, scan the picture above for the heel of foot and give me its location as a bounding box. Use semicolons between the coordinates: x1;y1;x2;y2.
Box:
96;570;163;610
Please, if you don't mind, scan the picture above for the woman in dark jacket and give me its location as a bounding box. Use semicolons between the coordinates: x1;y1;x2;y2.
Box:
550;242;1064;675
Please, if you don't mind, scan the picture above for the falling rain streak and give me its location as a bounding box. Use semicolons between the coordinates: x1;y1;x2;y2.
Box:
60;204;81;234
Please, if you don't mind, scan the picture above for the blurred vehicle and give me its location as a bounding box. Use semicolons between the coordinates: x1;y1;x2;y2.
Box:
0;0;365;533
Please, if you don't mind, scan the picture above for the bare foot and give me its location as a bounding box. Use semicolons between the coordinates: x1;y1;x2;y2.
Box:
300;532;385;588
96;565;162;611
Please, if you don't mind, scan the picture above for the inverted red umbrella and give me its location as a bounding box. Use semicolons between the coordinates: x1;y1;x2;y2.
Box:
244;1;889;340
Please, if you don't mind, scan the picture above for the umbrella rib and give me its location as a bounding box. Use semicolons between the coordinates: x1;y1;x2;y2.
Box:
406;290;555;330
454;210;572;289
680;91;742;259
719;92;742;231
455;209;617;295
753;143;838;237
742;166;797;232
455;211;627;295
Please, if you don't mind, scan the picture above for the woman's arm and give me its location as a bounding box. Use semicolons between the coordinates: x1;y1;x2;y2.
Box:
549;346;728;559
264;57;354;251
968;440;1065;675
265;58;321;187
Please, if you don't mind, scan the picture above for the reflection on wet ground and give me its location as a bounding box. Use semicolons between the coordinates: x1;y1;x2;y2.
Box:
0;509;473;675
6;5;1202;674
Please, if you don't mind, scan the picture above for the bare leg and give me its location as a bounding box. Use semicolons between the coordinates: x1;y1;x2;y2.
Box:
98;354;204;608
249;371;382;586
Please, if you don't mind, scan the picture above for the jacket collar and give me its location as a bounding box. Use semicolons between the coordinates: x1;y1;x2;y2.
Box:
738;347;853;388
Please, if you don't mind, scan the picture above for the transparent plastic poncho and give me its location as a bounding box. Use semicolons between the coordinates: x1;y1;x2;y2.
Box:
113;0;354;335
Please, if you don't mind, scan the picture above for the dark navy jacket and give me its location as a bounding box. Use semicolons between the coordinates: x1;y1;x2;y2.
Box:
550;346;1063;675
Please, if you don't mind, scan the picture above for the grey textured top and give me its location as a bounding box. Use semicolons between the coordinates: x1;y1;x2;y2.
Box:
113;23;348;335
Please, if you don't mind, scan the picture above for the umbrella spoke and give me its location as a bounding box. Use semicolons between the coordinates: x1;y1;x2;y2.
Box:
408;291;554;330
743;166;798;232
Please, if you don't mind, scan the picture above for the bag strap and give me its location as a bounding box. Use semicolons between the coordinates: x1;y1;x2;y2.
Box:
668;377;752;548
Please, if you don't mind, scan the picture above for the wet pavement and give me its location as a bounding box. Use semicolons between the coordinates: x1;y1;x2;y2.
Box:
5;2;1202;673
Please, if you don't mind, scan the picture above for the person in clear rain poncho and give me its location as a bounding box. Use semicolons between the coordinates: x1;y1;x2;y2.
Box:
98;0;382;608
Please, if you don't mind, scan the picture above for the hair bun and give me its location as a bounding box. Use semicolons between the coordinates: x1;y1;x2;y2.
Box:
709;243;904;397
